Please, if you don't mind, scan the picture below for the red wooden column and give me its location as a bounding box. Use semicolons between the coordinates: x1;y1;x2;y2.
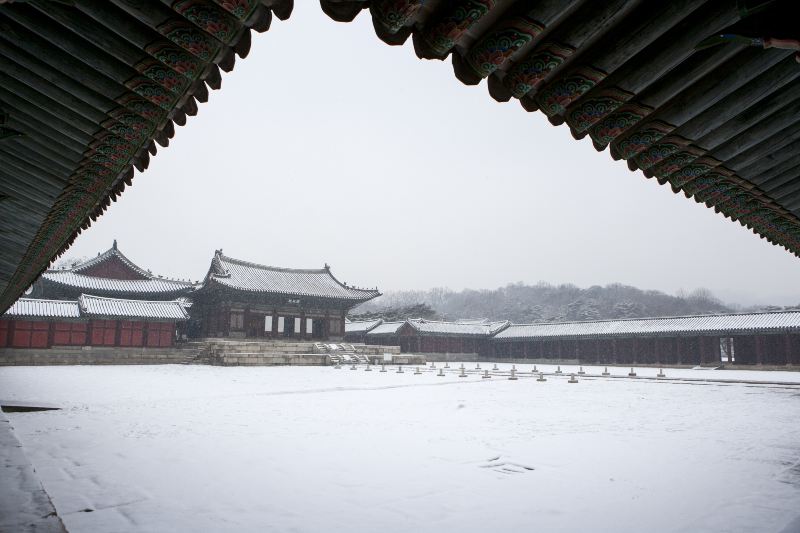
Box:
114;320;122;347
755;335;764;365
675;338;683;365
47;321;55;348
785;334;792;367
790;334;800;366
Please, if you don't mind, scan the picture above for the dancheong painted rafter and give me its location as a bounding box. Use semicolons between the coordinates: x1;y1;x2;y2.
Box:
1;0;798;313
319;0;800;252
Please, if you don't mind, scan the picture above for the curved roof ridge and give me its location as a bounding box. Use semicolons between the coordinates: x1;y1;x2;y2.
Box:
42;270;194;288
216;253;328;275
67;243;151;279
14;297;76;305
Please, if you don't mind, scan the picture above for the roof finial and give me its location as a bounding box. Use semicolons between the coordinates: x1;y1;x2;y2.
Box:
112;239;117;250
324;263;330;270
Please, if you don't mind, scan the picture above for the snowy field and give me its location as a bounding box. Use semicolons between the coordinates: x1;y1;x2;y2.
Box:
1;364;800;533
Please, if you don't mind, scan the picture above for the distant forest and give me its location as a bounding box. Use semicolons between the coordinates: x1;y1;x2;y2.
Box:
349;282;797;323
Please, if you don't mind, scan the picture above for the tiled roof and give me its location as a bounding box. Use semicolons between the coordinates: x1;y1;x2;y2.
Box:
41;271;193;295
78;294;189;320
39;242;195;296
366;321;405;336
495;311;800;341
2;295;188;321
71;243;151;278
408;319;510;337
345;319;383;334
3;298;80;319
204;252;381;302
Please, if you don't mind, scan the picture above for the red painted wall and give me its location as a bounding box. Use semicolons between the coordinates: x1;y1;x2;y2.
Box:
90;320;117;346
146;322;173;347
9;320;49;348
52;322;87;346
119;321;145;347
0;319;177;349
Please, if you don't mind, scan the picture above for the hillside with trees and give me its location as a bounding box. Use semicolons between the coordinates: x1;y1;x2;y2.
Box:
350;283;737;323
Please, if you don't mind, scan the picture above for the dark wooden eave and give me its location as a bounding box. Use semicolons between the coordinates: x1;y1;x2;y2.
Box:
319;0;800;257
2;0;799;314
0;0;293;312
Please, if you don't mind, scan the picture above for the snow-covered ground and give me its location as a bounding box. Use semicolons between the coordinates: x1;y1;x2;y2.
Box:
1;364;799;533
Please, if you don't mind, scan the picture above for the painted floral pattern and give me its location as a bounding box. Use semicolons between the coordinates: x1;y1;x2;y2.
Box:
504;42;573;98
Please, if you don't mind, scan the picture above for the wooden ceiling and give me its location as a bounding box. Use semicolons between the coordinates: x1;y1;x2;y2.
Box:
0;0;291;312
0;0;797;312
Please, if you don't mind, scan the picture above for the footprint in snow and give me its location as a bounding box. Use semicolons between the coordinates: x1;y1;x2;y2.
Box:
478;456;534;475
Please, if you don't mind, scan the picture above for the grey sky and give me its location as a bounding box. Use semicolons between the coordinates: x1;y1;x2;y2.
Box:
61;2;800;307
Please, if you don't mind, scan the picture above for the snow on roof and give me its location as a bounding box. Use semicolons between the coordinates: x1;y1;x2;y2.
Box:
205;252;381;302
366;321;405;336
2;295;189;321
3;298;80;318
407;319;510;337
345;319;383;334
40;242;194;295
495;311;800;341
41;271;194;294
70;241;151;278
78;295;189;320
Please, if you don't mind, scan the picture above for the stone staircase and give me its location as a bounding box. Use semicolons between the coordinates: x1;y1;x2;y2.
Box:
314;343;369;365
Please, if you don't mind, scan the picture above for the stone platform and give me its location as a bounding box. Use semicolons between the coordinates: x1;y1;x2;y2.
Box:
188;339;406;366
0;345;192;366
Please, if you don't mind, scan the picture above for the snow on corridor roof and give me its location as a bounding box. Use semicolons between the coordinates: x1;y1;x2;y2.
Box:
3;298;80;319
2;296;188;321
365;321;405;336
407;319;510;337
78;295;189;320
345;319;383;334
495;311;800;341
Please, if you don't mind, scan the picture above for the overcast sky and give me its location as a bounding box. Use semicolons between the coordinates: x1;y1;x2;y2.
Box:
62;2;800;307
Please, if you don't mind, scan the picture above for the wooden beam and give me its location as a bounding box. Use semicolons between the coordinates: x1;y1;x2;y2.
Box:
735;133;800;179
698;84;800;150
0;85;95;146
0;73;99;137
726;121;800;172
675;56;800;145
710;97;800;163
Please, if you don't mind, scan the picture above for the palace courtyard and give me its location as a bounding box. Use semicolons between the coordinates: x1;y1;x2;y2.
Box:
1;364;799;532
